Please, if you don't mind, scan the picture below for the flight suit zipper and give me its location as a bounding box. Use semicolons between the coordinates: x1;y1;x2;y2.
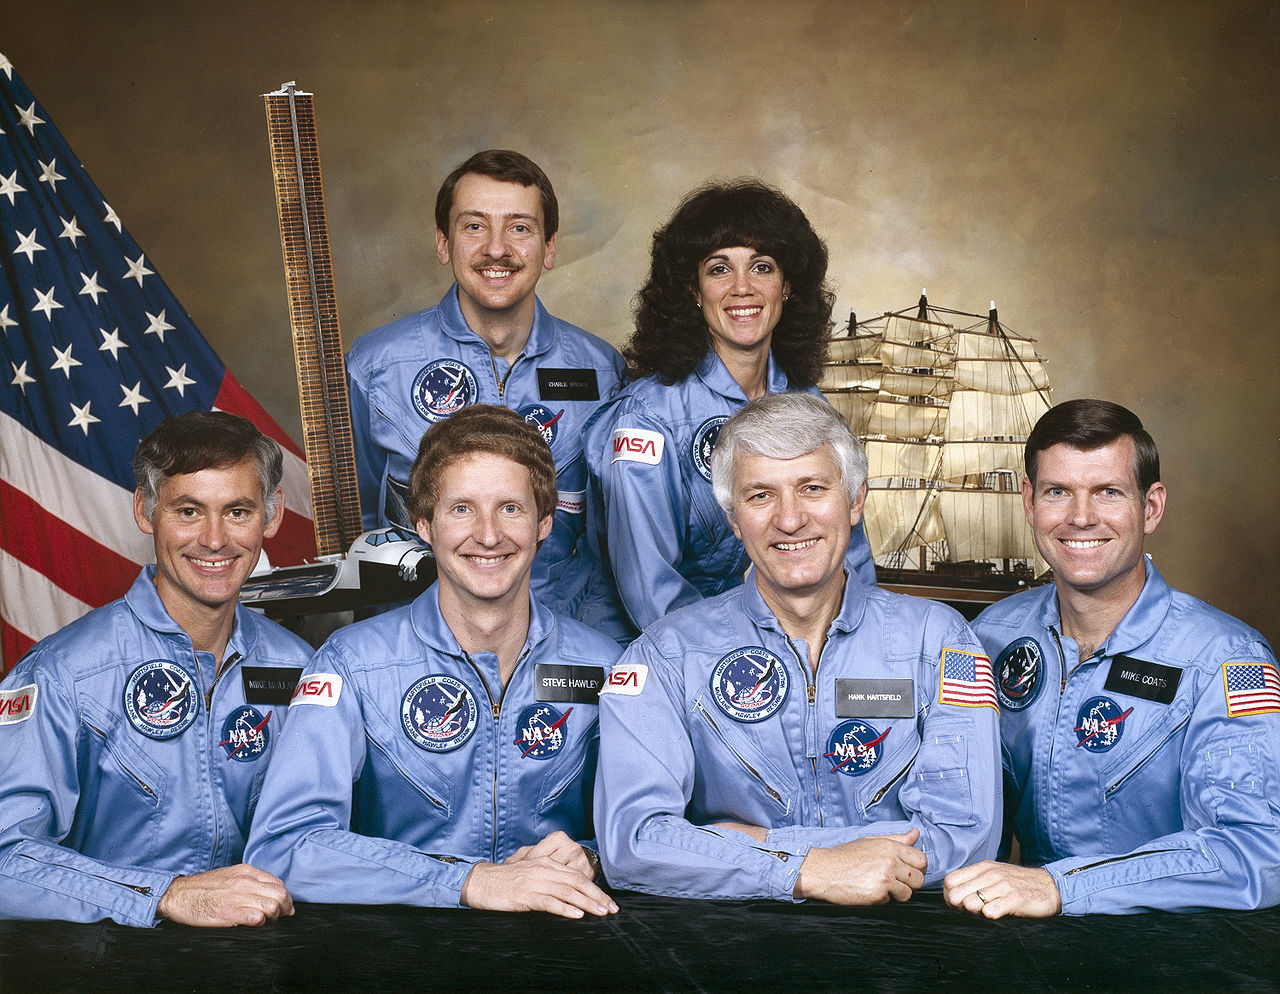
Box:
694;703;783;804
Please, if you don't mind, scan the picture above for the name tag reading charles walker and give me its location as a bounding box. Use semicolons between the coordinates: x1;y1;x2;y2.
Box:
835;678;915;718
536;664;606;704
538;368;599;401
242;666;304;706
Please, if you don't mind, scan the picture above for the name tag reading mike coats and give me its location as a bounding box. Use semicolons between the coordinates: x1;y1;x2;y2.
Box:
536;664;606;704
835;678;915;718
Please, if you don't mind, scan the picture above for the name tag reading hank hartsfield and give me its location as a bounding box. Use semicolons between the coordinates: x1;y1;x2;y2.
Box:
536;664;605;704
835;678;915;718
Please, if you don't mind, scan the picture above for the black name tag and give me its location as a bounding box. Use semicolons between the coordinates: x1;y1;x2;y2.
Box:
1104;656;1182;705
242;666;304;706
536;664;605;704
835;678;915;718
538;368;599;401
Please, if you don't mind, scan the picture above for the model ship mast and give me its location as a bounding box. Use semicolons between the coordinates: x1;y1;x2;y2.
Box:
821;291;1052;610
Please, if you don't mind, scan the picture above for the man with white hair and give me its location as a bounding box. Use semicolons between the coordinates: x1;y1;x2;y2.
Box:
595;392;1001;903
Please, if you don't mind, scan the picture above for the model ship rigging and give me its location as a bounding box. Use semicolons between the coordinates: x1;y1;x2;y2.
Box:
820;290;1053;612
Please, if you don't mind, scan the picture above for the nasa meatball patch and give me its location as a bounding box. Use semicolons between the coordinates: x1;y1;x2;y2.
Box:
513;704;572;760
0;684;37;725
710;647;789;723
401;674;478;752
123;660;199;740
1073;695;1132;753
825;719;890;776
519;403;565;447
412;358;477;422
220;705;272;762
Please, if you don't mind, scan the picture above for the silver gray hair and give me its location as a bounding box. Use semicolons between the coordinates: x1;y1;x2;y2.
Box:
710;392;868;517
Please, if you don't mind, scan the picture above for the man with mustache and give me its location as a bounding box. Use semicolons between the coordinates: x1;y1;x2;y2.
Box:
0;413;313;926
346;150;623;613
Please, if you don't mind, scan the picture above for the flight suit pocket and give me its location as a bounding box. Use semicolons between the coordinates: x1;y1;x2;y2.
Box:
903;723;975;828
1203;729;1278;829
692;699;794;819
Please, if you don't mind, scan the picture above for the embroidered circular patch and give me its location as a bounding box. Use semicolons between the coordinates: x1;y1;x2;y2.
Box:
401;674;478;752
513;703;571;760
1074;695;1131;753
825;719;890;777
220;705;271;762
710;647;789;722
519;403;564;447
123;660;199;740
996;636;1044;712
692;416;728;482
412;359;477;423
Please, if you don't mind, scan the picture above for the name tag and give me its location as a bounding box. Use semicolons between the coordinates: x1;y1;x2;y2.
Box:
1104;656;1182;705
538;368;599;401
536;664;605;704
835;678;915;718
242;666;304;706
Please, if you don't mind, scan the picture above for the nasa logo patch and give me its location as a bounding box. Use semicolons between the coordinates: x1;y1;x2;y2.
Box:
123;660;199;740
825;719;890;776
412;359;477;422
401;674;478;752
996;636;1044;711
710;647;789;722
0;684;37;725
513;704;572;760
219;705;272;762
691;416;728;482
1074;695;1132;753
519;403;565;446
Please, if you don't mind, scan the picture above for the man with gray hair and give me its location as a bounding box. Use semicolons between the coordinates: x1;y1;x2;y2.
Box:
0;411;313;926
595;392;1001;903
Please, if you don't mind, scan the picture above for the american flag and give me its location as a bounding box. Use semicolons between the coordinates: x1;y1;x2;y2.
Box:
1223;661;1280;718
938;648;998;710
0;54;315;672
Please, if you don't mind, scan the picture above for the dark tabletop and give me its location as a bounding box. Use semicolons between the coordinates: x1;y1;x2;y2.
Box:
2;890;1277;993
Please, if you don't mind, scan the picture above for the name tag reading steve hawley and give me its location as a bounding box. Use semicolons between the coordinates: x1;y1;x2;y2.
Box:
536;664;605;704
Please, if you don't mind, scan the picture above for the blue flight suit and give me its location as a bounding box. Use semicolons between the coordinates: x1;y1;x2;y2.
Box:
596;575;1001;900
245;584;620;907
976;558;1280;914
346;285;624;611
0;568;312;926
577;350;876;643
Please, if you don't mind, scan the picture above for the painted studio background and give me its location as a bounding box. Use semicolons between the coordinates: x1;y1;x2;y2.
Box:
5;0;1278;645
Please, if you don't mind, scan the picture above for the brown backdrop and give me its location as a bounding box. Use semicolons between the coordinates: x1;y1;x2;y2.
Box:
6;0;1277;645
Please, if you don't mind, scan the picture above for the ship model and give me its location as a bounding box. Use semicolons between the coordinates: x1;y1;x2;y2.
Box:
820;291;1053;616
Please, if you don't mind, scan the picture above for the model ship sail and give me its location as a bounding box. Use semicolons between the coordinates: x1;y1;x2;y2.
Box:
263;82;362;556
822;291;1052;607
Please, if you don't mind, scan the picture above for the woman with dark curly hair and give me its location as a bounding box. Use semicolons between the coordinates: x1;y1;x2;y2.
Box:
575;179;875;642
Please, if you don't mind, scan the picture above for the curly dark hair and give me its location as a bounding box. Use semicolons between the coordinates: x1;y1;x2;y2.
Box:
625;179;834;387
